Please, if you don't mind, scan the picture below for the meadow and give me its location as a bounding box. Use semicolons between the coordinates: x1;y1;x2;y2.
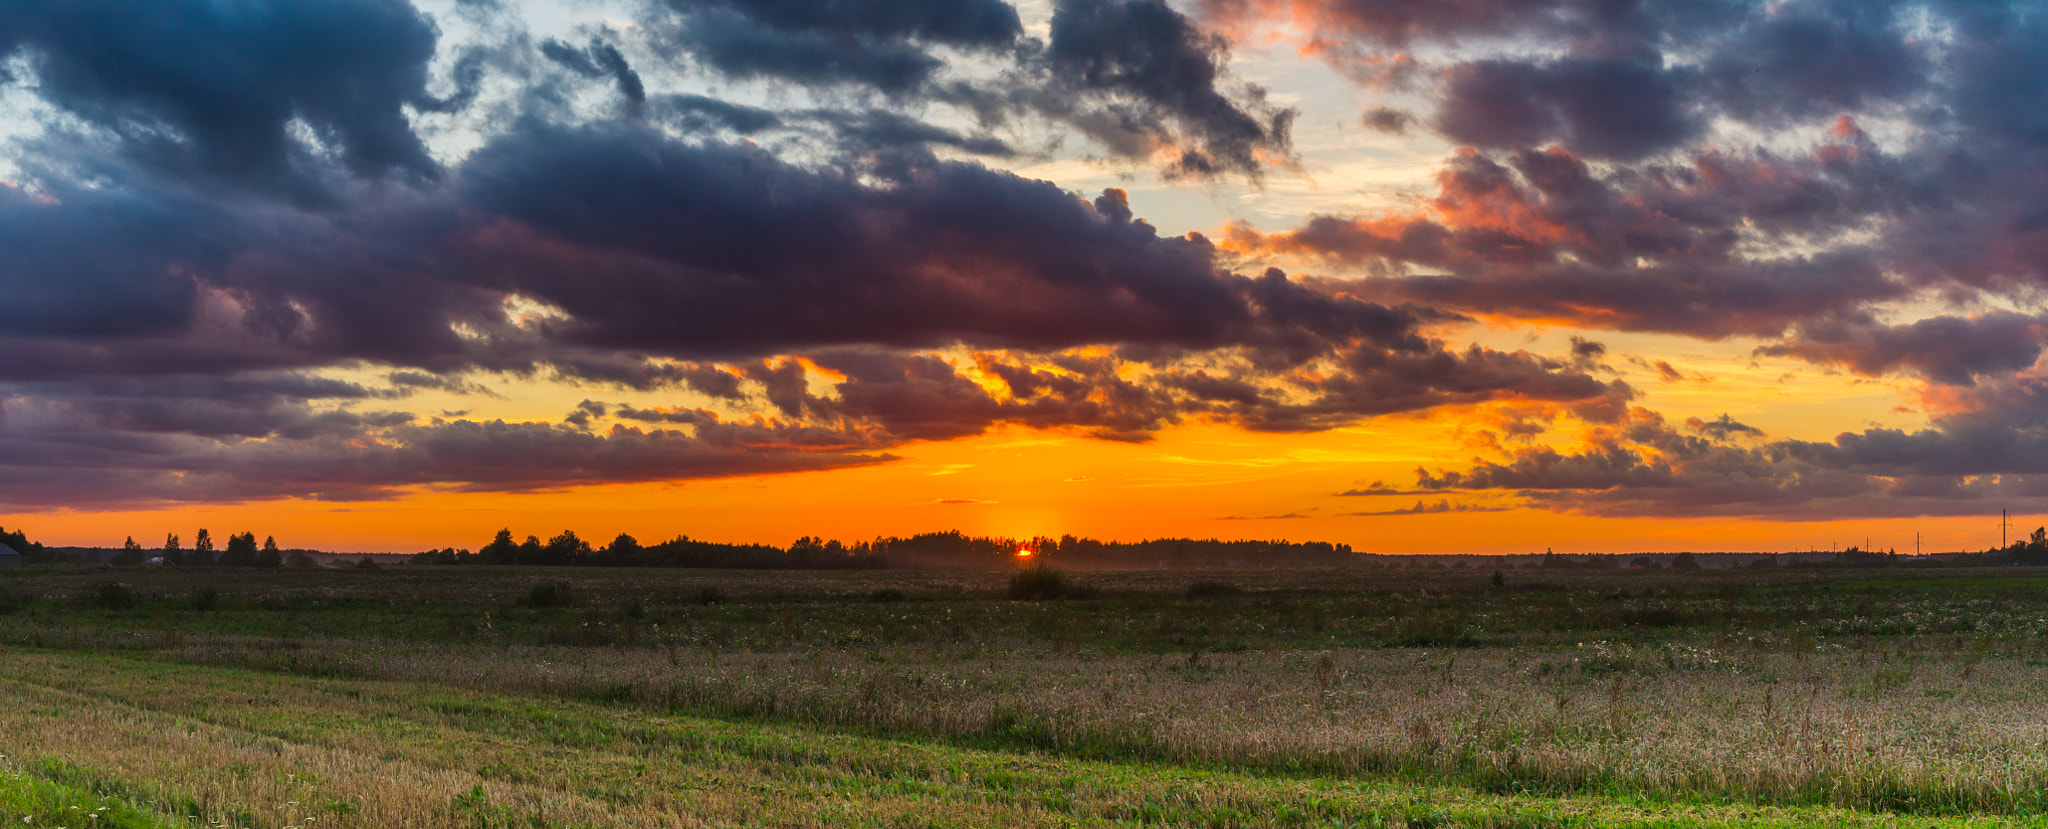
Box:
2;564;2047;827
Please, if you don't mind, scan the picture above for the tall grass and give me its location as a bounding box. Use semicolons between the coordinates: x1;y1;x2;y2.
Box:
7;566;2048;818
0;649;2006;829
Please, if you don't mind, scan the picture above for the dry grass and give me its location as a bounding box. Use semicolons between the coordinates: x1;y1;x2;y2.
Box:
6;566;2048;824
80;633;2048;814
0;649;2033;828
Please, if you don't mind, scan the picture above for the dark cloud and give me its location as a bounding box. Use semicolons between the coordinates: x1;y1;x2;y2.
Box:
1414;392;2048;518
0;0;443;198
1345;499;1509;516
6;0;2048;521
1335;482;1425;496
1230;135;1916;338
541;37;646;106
1041;0;1295;178
0;391;895;507
647;0;1022;93
1687;414;1762;441
807;109;1016;159
655;94;783;133
1437;57;1699;161
1702;7;1927;123
455;125;1251;353
1361;105;1412;134
1760;312;2048;387
0;180;223;338
1200;0;1581;48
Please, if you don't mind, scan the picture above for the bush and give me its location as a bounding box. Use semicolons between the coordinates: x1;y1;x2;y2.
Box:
693;586;728;606
521;581;578;609
1184;579;1243;598
353;556;380;570
190;587;220;612
867;588;908;603
1008;564;1067;601
92;581;138;610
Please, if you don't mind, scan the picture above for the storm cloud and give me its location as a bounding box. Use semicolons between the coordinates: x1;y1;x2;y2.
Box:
1;0;2045;522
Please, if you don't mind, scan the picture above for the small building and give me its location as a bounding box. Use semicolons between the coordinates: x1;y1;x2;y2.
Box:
0;541;20;569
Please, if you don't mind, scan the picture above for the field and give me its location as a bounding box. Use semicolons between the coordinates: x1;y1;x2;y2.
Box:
2;565;2048;827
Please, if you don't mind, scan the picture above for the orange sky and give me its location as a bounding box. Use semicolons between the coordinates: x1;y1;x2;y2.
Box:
11;421;2018;555
10;326;2025;554
5;0;2046;557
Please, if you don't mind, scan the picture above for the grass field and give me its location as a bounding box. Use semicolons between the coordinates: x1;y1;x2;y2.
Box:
3;564;2048;827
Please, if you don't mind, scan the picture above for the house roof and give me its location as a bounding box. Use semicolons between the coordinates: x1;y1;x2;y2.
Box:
0;542;20;556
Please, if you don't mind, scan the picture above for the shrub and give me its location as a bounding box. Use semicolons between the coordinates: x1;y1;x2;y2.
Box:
867;588;908;603
1009;564;1067;601
623;597;648;619
521;581;578;609
190;587;220;612
92;581;138;610
353;556;380;570
1184;579;1243;598
693;586;728;606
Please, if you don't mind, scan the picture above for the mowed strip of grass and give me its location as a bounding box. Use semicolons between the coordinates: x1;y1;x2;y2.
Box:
0;649;2038;829
0;762;180;828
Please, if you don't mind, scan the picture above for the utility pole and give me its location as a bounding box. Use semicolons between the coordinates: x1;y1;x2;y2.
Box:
1916;531;1921;557
2004;509;2013;550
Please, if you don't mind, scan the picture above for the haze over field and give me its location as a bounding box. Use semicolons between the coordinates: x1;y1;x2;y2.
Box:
2;0;2046;553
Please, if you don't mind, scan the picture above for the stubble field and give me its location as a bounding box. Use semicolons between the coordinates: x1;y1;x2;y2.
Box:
2;564;2046;827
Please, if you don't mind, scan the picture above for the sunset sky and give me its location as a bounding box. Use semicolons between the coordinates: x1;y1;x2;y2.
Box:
2;0;2046;554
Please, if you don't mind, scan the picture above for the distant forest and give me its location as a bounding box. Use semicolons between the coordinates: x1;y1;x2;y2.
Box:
404;529;1357;570
9;522;2048;571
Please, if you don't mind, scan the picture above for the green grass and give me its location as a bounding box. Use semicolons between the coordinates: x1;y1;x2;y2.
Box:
8;566;2048;825
13;568;2048;655
0;648;2037;828
0;759;180;828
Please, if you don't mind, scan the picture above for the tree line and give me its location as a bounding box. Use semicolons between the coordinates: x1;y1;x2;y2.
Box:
106;529;315;568
405;529;1355;570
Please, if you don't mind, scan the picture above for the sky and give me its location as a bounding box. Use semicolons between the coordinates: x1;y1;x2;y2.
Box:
1;0;2046;554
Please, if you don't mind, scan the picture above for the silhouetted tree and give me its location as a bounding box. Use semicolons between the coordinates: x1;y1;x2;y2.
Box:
255;535;283;568
1671;552;1701;570
110;536;147;566
0;526;47;563
541;531;590;565
600;533;642;565
190;529;216;566
218;531;258;567
162;533;183;566
517;535;543;565
480;529;517;565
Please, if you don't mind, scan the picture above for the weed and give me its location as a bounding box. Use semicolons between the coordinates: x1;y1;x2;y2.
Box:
1008;565;1067;601
520;582;577;609
91;582;137;610
1184;580;1243;598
